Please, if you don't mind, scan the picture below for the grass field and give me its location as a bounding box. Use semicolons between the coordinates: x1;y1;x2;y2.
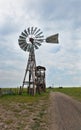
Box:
0;87;81;129
0;89;49;130
49;87;81;101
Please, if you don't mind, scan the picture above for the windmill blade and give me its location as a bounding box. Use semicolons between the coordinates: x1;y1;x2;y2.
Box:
19;38;26;42
34;28;41;35
18;39;26;44
27;44;31;52
18;41;26;44
19;35;26;39
36;39;44;43
24;29;28;36
32;27;37;34
31;27;33;34
46;34;59;43
22;44;28;51
19;41;25;45
36;35;44;38
21;32;27;37
18;40;27;46
21;44;27;50
27;27;30;35
34;44;39;49
26;45;29;51
35;42;41;46
19;42;26;47
18;39;26;43
19;43;27;50
35;32;43;37
23;46;27;51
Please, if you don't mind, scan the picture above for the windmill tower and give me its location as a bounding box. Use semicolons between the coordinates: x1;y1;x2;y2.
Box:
18;27;59;95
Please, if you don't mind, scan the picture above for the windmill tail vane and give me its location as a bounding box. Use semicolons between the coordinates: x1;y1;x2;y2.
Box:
34;33;59;44
46;33;59;43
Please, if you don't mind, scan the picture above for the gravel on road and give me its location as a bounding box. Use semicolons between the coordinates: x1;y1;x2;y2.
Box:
48;92;81;130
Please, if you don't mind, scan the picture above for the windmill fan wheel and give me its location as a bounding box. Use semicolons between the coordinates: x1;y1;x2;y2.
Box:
18;27;44;52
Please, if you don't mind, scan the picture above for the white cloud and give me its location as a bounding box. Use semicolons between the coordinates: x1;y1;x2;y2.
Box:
0;0;81;87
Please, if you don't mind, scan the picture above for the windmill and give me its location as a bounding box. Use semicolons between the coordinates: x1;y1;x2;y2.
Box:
18;27;59;95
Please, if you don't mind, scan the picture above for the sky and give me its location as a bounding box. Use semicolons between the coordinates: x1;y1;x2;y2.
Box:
0;0;81;88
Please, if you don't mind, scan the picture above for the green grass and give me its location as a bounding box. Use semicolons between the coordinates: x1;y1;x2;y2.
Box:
1;87;81;129
0;88;49;130
0;88;49;104
1;87;81;102
50;87;81;101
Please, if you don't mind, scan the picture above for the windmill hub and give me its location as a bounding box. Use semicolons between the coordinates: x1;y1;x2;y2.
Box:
26;36;33;45
29;37;34;44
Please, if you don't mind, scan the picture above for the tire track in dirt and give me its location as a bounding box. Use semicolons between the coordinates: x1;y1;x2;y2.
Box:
48;92;81;130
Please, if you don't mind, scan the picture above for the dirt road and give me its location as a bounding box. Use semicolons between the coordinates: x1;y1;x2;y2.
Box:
48;92;81;130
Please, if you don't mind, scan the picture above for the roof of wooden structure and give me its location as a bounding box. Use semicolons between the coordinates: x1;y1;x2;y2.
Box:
36;66;46;70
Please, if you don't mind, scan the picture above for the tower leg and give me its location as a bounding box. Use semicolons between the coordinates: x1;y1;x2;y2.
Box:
22;49;36;95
